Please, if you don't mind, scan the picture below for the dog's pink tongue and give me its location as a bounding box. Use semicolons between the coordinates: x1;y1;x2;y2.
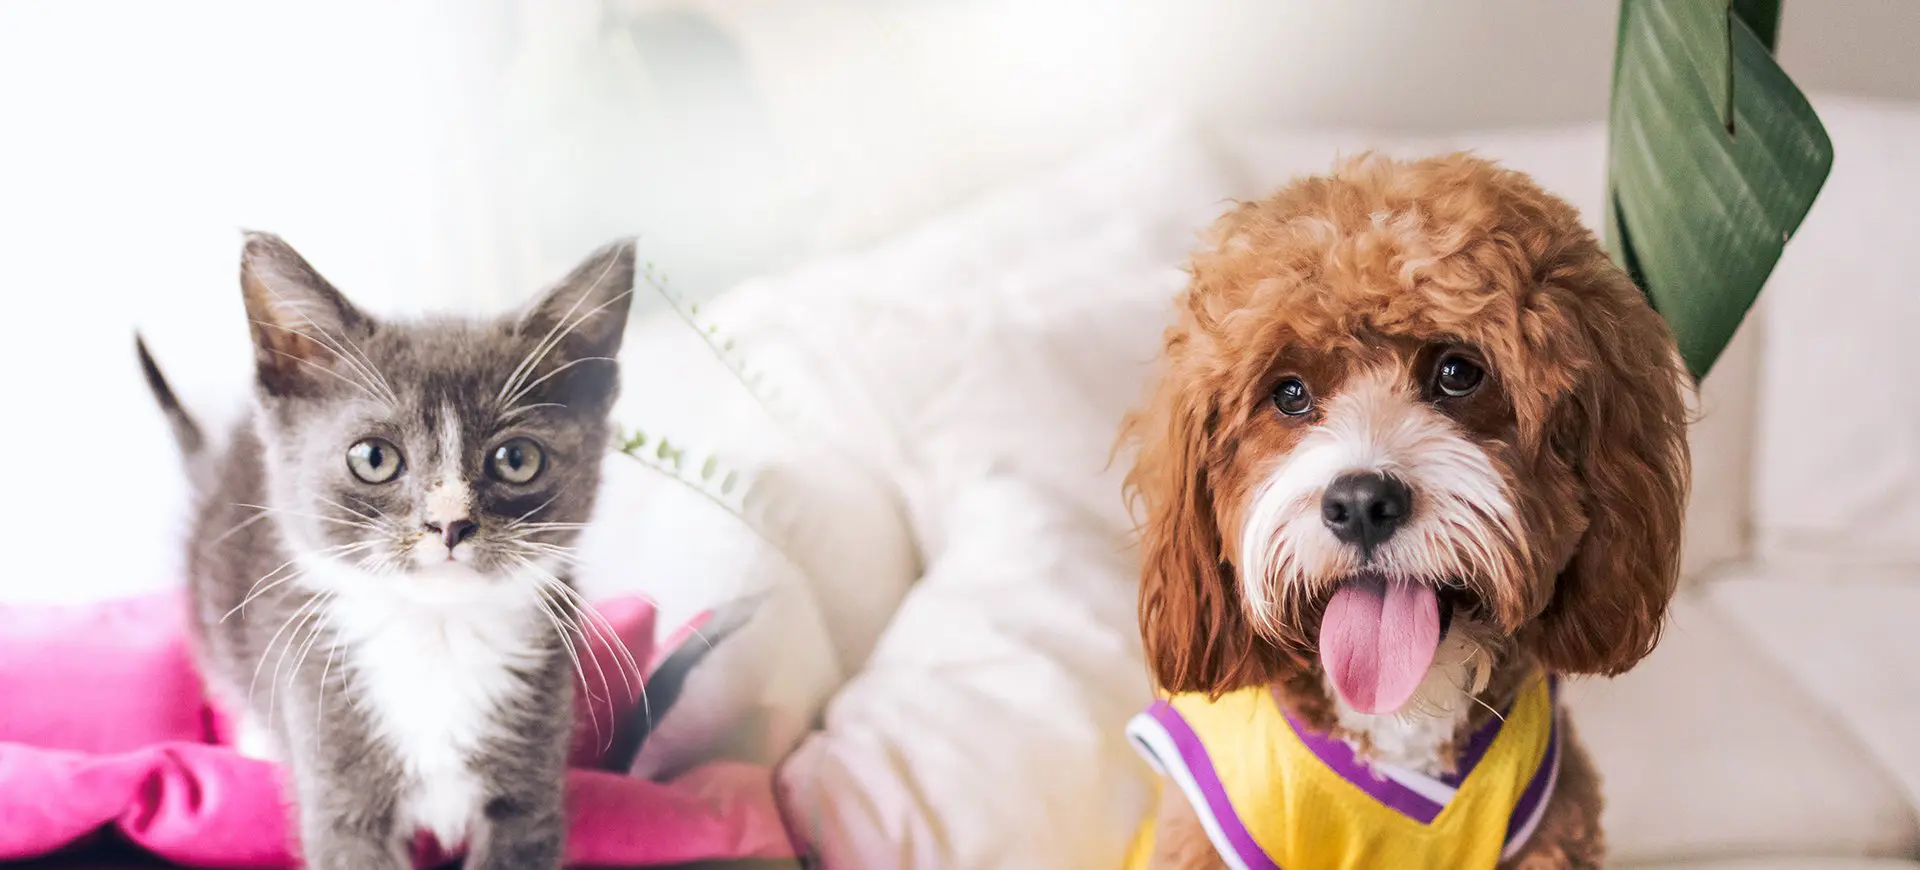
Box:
1319;576;1441;715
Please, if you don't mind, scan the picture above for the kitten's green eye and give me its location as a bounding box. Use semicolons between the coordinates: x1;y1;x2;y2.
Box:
489;438;545;485
346;438;404;484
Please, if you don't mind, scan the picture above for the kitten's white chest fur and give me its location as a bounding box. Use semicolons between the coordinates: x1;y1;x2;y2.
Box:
321;561;547;847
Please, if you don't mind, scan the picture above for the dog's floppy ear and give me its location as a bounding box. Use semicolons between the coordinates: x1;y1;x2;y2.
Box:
1122;323;1278;697
1526;262;1692;676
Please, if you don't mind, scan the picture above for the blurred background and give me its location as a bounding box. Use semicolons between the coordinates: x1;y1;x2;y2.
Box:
4;1;1915;310
5;0;1915;581
2;2;1918;868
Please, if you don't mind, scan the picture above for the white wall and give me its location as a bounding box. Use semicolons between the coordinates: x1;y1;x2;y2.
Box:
5;1;1911;313
514;0;1920;293
1779;0;1920;102
0;0;1912;600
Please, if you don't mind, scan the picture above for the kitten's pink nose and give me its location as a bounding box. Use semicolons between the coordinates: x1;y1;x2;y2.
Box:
426;519;478;550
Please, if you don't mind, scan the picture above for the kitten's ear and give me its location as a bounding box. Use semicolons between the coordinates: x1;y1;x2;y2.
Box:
239;232;374;398
518;238;637;363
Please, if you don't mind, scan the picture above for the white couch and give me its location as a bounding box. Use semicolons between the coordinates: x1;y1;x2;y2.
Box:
601;95;1920;869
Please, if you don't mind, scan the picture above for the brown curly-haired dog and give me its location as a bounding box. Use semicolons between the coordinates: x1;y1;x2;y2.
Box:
1121;154;1690;869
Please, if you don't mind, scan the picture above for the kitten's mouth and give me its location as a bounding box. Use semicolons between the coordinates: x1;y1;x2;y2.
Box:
410;539;477;571
1315;574;1472;715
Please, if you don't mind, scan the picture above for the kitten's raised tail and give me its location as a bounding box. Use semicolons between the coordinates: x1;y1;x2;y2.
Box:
135;333;207;458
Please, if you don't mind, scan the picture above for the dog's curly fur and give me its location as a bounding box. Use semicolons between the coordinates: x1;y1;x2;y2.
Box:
1122;153;1690;868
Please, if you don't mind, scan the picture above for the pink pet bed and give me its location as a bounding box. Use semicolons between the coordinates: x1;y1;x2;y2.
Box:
0;592;796;868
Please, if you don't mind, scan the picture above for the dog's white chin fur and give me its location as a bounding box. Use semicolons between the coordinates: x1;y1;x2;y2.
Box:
1237;367;1518;775
1329;630;1494;775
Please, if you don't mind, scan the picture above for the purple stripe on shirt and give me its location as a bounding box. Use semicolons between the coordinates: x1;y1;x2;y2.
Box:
1437;701;1508;789
1145;701;1284;870
1504;679;1563;848
1282;714;1448;824
1281;675;1557;825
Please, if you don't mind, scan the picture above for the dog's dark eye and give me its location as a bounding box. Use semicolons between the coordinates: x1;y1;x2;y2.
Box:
1434;355;1485;398
1273;377;1314;417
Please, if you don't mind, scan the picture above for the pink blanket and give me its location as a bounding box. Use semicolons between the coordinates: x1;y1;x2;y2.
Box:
0;592;795;868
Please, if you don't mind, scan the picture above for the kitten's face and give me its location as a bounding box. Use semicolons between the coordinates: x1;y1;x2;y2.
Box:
239;234;634;598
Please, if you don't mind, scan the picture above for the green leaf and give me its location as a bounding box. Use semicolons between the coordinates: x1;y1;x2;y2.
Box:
1730;0;1780;50
1606;0;1833;379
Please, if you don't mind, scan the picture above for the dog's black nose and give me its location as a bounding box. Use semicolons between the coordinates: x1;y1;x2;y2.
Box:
1321;472;1412;552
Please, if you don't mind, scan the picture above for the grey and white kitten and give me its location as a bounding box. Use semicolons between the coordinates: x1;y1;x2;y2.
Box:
140;233;635;869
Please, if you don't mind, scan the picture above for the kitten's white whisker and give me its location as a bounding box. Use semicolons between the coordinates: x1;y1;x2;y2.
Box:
501;535;588;550
499;530;589;550
529;585;602;747
250;591;331;733
336;494;398;525
503;355;617;409
247;312;395;406
507;496;561;526
543;575;644;700
499;287;634;414
498;256;626;405
271;593;331;718
314;495;393;528
224;554;306;621
311;319;396;405
223;567;302;623
261;344;387;405
233;503;384;534
212;509;273;545
539;582;623;703
498;402;566;422
222;541;376;623
605;587;721;652
527;572;617;750
316;625;342;730
507;543;583;565
531;590;593;702
283;604;335;723
516;557;638;750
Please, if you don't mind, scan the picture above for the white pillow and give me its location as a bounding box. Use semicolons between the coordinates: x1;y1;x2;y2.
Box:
1752;96;1920;567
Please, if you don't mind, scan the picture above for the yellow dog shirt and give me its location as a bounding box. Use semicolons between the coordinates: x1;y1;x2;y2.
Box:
1123;673;1560;869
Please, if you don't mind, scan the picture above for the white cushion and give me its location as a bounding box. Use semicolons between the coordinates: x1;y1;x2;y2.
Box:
777;475;1151;869
752;122;1240;866
1707;570;1920;818
1753;96;1920;566
1566;589;1917;863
